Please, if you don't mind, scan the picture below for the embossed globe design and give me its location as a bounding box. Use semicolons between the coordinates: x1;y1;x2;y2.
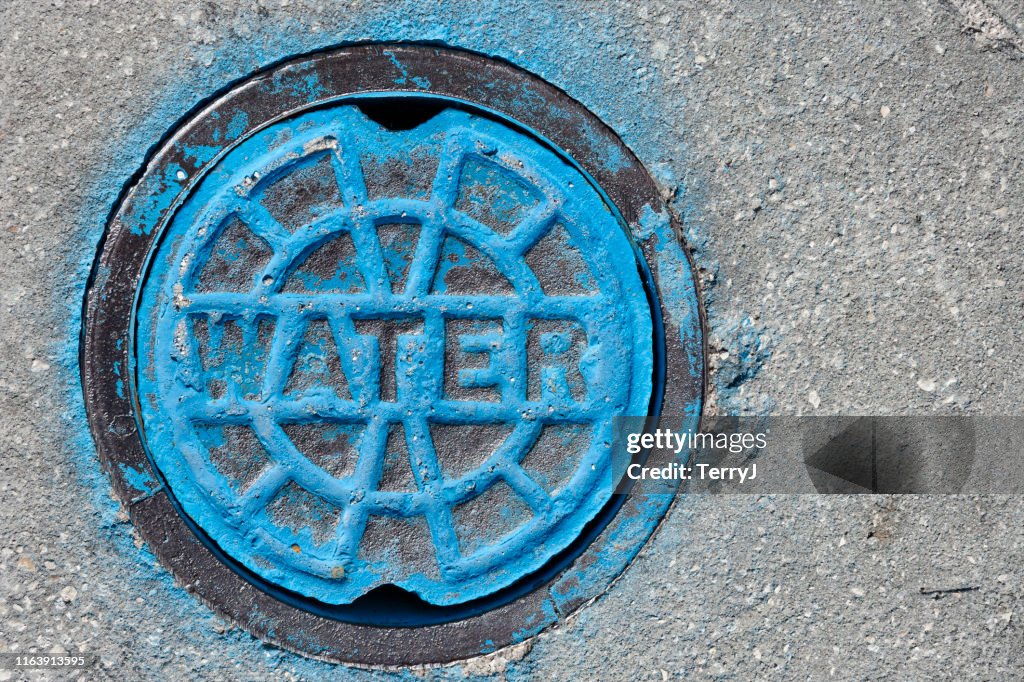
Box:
135;103;654;606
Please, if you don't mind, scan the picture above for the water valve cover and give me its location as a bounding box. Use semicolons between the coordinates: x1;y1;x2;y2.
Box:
135;103;655;606
81;44;704;665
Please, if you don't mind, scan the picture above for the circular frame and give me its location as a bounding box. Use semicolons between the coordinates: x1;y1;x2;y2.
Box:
82;43;705;666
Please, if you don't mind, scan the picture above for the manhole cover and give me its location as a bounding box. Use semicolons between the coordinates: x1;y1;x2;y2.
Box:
82;44;704;665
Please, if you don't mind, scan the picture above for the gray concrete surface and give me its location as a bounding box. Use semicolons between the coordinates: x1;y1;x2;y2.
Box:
1;1;1023;679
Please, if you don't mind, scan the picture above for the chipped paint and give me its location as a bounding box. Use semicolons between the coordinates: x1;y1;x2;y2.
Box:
118;462;161;501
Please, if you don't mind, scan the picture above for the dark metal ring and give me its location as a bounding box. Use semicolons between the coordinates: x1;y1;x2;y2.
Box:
82;43;704;665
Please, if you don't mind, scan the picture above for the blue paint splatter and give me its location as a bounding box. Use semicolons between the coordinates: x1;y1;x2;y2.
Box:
384;49;431;89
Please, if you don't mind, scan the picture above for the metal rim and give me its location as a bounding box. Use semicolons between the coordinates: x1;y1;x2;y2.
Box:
81;43;705;666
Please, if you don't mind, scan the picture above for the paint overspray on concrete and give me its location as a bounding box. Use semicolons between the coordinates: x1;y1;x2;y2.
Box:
671;179;776;416
51;2;745;677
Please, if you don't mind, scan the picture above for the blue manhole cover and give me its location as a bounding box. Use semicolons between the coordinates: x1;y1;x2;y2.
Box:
83;45;703;665
135;104;654;605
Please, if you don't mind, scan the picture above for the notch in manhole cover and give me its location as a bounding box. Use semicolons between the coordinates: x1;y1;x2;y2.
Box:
81;44;704;666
